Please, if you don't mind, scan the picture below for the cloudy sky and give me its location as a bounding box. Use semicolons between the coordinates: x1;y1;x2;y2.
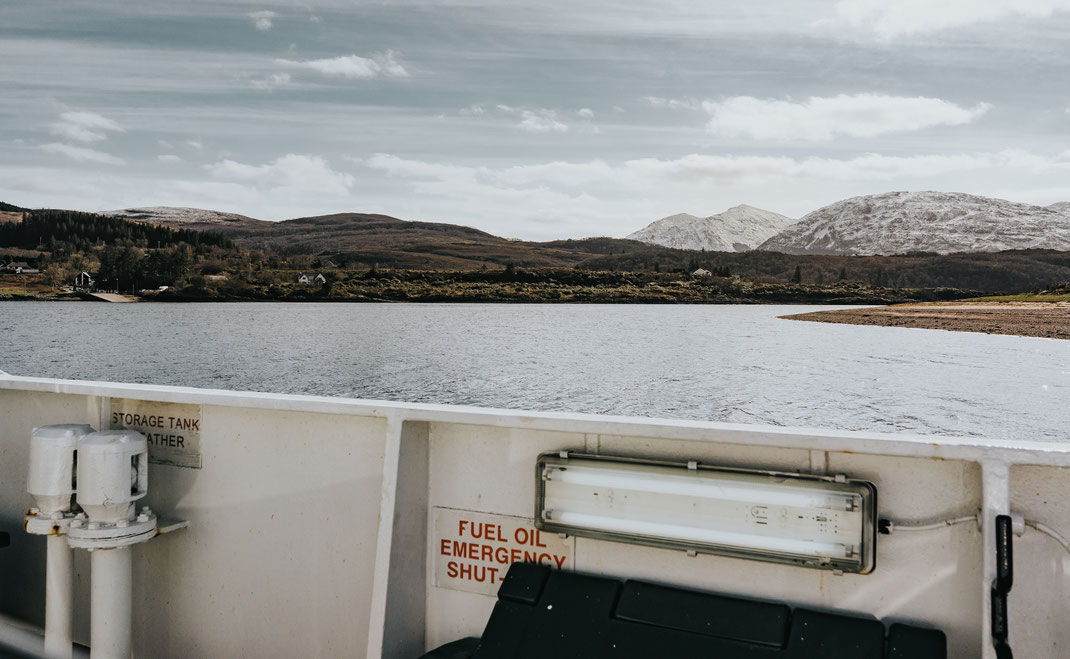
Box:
2;1;1069;239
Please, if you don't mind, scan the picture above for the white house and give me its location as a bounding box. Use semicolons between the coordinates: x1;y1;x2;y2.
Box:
298;273;327;285
74;272;96;289
691;268;712;276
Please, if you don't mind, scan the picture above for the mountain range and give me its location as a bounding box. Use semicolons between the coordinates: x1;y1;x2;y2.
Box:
14;190;1070;265
627;192;1070;256
758;191;1070;256
625;205;794;252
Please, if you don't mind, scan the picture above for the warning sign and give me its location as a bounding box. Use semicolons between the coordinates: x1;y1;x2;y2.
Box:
108;398;202;468
433;508;574;596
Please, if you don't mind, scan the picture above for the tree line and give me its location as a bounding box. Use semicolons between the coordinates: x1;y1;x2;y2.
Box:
0;209;233;252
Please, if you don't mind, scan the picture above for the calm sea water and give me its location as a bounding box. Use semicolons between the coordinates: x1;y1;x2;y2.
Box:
1;302;1068;441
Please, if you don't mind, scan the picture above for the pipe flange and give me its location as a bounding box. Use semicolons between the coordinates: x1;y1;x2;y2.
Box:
24;509;78;536
67;512;157;550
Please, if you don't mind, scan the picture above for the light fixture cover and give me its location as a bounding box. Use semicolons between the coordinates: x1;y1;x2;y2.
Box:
534;452;877;573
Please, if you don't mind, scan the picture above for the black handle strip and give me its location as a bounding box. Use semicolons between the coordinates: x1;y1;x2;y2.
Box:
995;515;1013;593
991;514;1014;658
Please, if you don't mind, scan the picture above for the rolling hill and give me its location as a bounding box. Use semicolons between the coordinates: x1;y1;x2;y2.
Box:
105;207;658;269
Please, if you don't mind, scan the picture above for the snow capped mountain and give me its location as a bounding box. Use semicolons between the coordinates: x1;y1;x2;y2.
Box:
627;204;796;252
1048;201;1070;214
759;191;1070;256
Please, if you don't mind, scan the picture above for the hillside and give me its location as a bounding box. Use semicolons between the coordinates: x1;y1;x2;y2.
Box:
579;247;1070;292
0;201;25;224
627;205;795;251
120;207;658;269
760;191;1070;256
102;206;270;233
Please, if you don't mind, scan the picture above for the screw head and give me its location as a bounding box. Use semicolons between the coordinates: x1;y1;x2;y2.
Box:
137;514;149;523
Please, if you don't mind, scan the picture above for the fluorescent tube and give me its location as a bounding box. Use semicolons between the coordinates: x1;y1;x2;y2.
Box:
549;511;850;559
535;453;877;573
544;465;859;510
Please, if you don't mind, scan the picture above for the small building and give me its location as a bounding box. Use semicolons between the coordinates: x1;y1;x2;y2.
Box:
321;259;339;269
204;274;228;283
19;268;39;274
74;272;96;289
6;262;30;273
691;268;712;277
298;273;327;285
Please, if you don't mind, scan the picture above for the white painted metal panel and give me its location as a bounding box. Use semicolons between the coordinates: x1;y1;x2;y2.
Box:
2;374;1070;657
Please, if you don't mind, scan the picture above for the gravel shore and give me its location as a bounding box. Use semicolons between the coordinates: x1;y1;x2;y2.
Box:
782;301;1070;340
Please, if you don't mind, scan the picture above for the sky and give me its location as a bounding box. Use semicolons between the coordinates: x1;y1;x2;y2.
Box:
2;0;1070;240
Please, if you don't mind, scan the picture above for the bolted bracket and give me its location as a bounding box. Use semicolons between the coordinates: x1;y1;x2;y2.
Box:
24;508;80;536
68;507;158;551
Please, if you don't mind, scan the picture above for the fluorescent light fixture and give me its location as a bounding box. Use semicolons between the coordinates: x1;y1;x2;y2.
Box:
534;453;877;573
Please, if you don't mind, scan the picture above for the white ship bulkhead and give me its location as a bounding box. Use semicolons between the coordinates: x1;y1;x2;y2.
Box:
1;371;1069;657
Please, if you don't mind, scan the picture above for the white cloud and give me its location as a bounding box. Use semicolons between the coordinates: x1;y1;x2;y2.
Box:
365;149;1070;205
519;110;567;133
459;104;486;116
205;154;354;195
158;154;182;162
249;11;277;32
703;94;990;141
823;0;1070;39
49;111;124;143
577;108;594;118
186;139;204;151
495;105;568;133
40;142;125;165
251;72;292;90
278;51;409;79
643;96;699;111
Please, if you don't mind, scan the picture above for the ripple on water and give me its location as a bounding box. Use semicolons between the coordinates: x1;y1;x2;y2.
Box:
1;302;1068;441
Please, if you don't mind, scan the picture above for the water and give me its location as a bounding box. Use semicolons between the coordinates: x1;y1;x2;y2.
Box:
1;302;1068;441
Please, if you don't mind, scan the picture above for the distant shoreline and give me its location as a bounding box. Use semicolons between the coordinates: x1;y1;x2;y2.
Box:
783;301;1070;340
0;282;977;306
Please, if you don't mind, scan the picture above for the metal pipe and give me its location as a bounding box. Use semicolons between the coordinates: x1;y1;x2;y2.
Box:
90;548;132;659
45;535;73;659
